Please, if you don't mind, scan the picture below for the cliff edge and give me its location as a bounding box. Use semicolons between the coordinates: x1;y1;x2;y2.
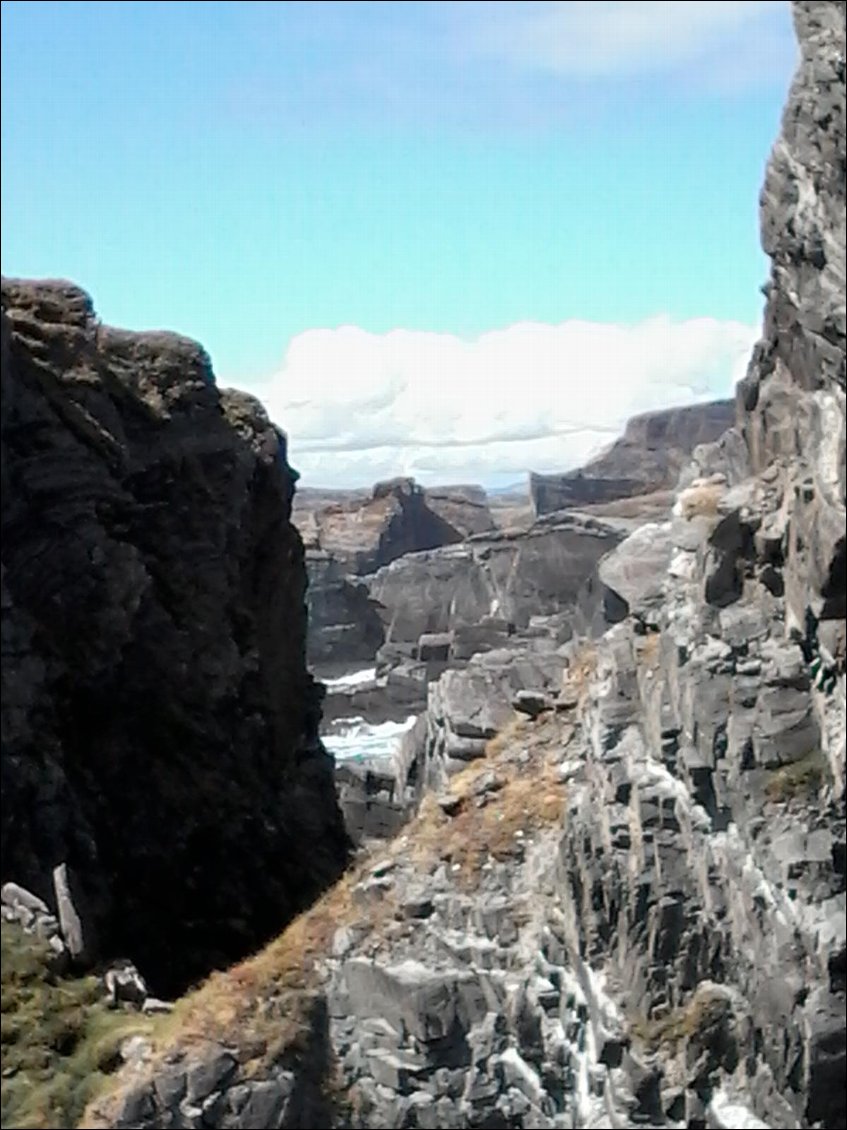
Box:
0;279;349;997
15;2;847;1128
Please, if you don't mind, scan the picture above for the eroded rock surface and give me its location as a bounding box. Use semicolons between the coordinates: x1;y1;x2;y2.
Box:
531;400;736;517
0;280;349;996
59;2;847;1127
295;478;492;575
296;479;496;668
366;512;628;645
303;550;385;668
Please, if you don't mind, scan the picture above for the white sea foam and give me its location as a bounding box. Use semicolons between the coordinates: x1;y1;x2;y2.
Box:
323;715;417;763
322;667;377;690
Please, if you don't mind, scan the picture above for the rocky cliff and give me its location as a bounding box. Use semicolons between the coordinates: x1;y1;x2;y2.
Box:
295;479;496;669
295;478;492;575
23;3;847;1128
305;410;733;674
366;511;629;645
738;0;845;638
301;551;386;668
0;279;349;997
530;399;736;517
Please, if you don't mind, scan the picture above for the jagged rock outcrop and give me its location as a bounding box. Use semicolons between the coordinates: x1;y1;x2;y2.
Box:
531;400;736;517
311;512;622;743
294;478;491;575
303;551;385;668
738;4;845;639
366;512;629;645
71;3;847;1128
0;279;349;996
303;411;726;673
85;477;847;1125
415;642;568;781
422;484;496;539
295;479;495;668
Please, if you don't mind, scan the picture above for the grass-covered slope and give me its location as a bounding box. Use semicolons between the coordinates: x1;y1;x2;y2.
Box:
1;925;156;1130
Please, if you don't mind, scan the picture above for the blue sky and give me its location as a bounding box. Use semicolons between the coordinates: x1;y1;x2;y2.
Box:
1;1;797;486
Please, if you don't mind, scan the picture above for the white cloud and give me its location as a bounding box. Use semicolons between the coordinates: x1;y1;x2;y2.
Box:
464;1;793;87
231;315;758;489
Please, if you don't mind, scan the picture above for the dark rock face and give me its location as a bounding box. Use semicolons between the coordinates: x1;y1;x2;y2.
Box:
0;279;349;995
295;477;491;576
303;551;385;668
366;512;628;644
295;479;496;668
77;5;847;1128
530;399;736;516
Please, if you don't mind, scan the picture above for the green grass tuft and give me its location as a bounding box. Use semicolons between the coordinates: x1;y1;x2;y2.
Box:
764;749;828;803
1;923;156;1130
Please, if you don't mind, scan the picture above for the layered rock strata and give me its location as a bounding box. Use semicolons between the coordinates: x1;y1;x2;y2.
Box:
530;400;736;517
365;512;628;645
0;280;349;996
45;2;847;1126
296;479;496;669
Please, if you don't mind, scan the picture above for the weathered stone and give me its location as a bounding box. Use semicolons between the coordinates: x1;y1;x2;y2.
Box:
119;1035;153;1067
470;771;505;798
598;523;674;619
513;690;553;718
401;889;435;919
185;1050;238;1103
365;1048;425;1094
1;280;349;995
142;997;174;1015
221;1079;292;1130
52;863;90;964
452;621;514;661
343;958;488;1043
104;960;148;1008
366;513;625;643
153;1067;187;1109
531;401;736;516
1;882;49;916
433;668;515;740
417;633;454;662
444;732;489;761
437;794;463;816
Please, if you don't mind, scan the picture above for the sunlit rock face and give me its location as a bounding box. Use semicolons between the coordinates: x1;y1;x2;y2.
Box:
74;3;847;1128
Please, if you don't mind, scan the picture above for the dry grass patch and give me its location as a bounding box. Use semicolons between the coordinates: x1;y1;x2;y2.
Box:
484;714;525;757
564;643;598;707
465;771;565;867
638;630;662;670
84;712;575;1125
409;715;569;882
164;870;361;1052
85;869;382;1124
152;857;411;1060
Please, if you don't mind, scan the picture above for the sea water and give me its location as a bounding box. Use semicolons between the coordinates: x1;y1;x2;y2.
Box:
321;667;377;690
323;715;417;763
